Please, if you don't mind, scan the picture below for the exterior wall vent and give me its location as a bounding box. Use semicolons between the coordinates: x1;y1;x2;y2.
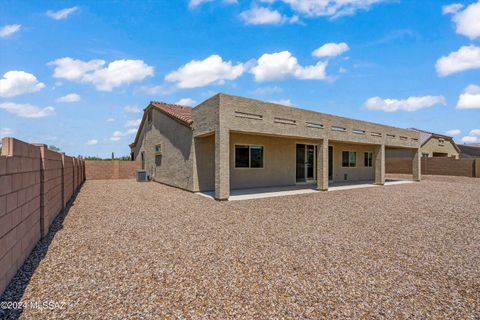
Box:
371;132;382;137
274;117;297;125
387;134;396;138
399;136;408;141
344;173;348;180
331;126;347;132
234;111;263;120
353;129;365;134
306;122;324;129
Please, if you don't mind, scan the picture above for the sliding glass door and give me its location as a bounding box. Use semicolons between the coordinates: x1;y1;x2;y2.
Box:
296;144;315;183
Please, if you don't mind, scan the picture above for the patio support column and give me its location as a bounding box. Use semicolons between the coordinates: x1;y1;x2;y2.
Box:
317;138;328;191
412;148;421;181
374;144;385;185
215;128;230;200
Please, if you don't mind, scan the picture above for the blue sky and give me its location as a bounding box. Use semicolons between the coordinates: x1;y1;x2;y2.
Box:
1;0;479;157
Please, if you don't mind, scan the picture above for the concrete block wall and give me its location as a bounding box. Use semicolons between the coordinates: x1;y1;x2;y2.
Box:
0;138;84;296
85;160;140;180
386;156;479;177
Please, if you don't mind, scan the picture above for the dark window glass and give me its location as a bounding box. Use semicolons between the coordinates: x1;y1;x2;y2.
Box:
342;151;356;167
235;145;249;168
349;152;356;167
364;152;373;167
250;146;263;168
342;151;349;167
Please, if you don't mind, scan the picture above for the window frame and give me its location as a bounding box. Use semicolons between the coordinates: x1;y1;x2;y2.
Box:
364;151;373;167
154;144;162;155
342;151;357;168
234;144;264;169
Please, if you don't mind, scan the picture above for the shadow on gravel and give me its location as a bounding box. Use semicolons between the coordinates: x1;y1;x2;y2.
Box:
0;185;83;320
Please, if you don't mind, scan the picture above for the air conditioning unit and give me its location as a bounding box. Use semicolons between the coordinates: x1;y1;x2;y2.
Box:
136;170;148;182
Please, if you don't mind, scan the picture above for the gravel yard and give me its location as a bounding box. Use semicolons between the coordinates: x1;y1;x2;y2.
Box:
1;176;479;319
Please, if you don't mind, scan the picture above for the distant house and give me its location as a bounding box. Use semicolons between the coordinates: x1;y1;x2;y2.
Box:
458;144;480;158
386;128;460;159
129;93;421;200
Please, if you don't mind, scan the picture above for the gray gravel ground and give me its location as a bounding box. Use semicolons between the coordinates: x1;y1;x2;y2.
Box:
1;175;479;319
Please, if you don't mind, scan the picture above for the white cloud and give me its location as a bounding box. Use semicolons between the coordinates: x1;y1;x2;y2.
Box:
0;24;21;38
189;0;237;8
436;45;480;76
250;51;328;81
461;136;478;143
312;42;349;58
86;139;98;145
266;0;388;19
251;86;283;95
0;128;14;138
47;6;79;20
270;99;293;106
364;95;446;112
445;129;461;136
165;55;245;88
175;98;196;106
449;1;480;39
56;93;80;103
470;129;480;135
49;57;154;91
0;71;45;97
442;3;464;14
240;6;298;25
456;84;480;109
125;118;141;127
110;128;137;141
189;0;213;8
106;118;115;122
124;105;142;113
0;102;55;118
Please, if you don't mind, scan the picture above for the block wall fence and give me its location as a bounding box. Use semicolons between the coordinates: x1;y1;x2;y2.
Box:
386;157;480;178
85;160;140;180
0;138;85;296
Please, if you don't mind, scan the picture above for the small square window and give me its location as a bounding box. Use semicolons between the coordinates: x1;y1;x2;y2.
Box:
155;144;162;154
235;145;264;168
342;151;356;167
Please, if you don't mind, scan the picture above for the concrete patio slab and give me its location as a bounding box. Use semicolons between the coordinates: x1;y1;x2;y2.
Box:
196;179;415;201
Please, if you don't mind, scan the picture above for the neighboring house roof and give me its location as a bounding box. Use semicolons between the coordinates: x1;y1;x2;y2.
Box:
458;144;480;157
129;101;193;148
150;101;193;127
407;128;461;153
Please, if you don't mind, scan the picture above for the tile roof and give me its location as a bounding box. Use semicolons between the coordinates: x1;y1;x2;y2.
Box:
150;101;193;127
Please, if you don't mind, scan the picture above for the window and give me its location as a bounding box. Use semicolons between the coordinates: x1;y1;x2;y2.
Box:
155;144;162;154
438;139;445;146
147;110;152;123
422;153;429;158
342;151;356;167
364;152;373;167
235;145;263;168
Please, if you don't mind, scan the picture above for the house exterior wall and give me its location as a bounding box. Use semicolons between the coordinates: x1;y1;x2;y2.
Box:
329;142;375;182
227;133;380;190
134;109;195;190
421;137;459;158
193;134;215;192
217;94;420;149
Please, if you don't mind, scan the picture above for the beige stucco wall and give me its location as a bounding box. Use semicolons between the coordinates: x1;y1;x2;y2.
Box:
134;109;195;190
421;137;459;159
330;142;375;182
193;134;215;192
227;132;378;190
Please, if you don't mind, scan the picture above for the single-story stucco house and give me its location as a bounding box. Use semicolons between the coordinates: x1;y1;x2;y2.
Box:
130;93;421;200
